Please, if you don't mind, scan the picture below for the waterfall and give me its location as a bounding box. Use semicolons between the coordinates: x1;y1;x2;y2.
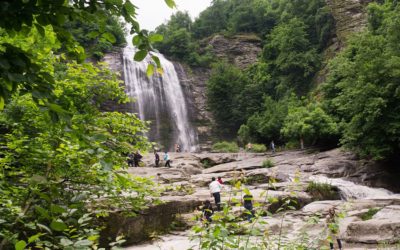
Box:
309;175;400;200
123;46;198;152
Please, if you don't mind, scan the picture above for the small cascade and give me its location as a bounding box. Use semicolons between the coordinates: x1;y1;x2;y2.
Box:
309;175;400;200
123;46;198;152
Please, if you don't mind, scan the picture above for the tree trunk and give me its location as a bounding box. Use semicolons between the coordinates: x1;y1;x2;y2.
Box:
300;137;304;150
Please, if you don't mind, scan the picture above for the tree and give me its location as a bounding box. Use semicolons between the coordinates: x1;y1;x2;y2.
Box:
207;62;247;137
0;0;176;108
322;1;400;160
281;101;338;149
0;27;155;249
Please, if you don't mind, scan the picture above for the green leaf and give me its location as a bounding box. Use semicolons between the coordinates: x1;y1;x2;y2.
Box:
123;1;136;16
0;96;4;110
134;50;148;61
149;34;163;43
74;239;92;247
50;204;66;214
28;233;43;243
152;55;161;68
164;0;176;8
146;64;154;77
15;240;26;250
102;32;116;44
50;220;68;231
132;35;141;46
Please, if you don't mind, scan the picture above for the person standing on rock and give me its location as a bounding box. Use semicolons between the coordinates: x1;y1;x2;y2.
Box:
164;152;171;168
202;200;214;223
270;140;275;153
217;176;224;185
154;151;160;167
243;193;255;222
209;177;222;211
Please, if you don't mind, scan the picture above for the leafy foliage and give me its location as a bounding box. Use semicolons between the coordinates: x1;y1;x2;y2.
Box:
281;100;338;148
0;0;176;108
0;27;156;249
322;0;400;160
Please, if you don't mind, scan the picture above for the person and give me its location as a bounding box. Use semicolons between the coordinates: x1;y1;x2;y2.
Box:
133;150;142;167
327;207;343;250
164;152;171;168
243;193;255;222
270;141;275;153
247;142;253;151
217;176;224;185
154;151;160;167
202;200;214;223
209;177;222;211
127;152;135;167
176;144;181;153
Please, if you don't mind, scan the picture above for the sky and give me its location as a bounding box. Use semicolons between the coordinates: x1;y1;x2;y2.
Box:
134;0;212;31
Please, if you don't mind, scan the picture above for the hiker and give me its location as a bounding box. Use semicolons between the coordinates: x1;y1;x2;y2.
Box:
202;200;214;223
217;176;224;185
270;141;275;153
209;177;222;211
327;207;343;250
243;193;255;222
164;152;171;168
127;152;135;167
154;151;160;167
133;151;142;167
176;144;181;153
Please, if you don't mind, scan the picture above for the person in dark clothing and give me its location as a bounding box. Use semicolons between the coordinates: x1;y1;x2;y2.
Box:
154;151;160;167
243;194;255;222
202;200;214;223
133;151;142;167
127;153;135;167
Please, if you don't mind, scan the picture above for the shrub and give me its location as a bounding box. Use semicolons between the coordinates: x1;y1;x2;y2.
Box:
361;208;380;221
262;159;274;168
248;143;267;153
306;182;340;200
211;141;239;153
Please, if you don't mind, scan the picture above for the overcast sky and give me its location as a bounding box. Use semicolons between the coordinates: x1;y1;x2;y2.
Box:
134;0;212;31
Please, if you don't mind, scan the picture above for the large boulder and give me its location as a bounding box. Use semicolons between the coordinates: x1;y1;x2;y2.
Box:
342;205;400;244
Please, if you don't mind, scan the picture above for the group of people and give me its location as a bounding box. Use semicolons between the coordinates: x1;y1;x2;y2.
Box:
127;151;143;167
153;151;172;168
203;177;254;223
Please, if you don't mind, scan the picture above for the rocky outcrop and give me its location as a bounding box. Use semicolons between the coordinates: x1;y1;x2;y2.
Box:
325;0;374;44
207;34;262;69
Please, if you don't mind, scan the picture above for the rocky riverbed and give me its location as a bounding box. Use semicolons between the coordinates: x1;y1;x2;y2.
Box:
102;149;400;249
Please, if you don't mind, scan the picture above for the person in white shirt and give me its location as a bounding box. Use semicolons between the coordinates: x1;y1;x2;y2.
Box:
209;177;222;210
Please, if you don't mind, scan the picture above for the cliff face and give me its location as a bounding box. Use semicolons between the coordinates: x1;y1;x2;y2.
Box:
325;0;373;44
175;34;262;149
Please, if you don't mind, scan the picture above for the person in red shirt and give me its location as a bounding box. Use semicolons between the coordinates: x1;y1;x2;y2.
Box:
217;176;224;184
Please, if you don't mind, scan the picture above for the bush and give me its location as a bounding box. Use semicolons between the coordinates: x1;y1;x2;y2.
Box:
211;141;239;153
262;159;274;168
361;208;380;221
248;143;267;153
306;182;340;200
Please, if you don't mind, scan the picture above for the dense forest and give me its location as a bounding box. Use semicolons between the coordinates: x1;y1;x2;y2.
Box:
154;0;400;161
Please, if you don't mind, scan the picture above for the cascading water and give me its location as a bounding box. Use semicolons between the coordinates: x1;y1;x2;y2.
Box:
123;46;198;152
309;175;400;200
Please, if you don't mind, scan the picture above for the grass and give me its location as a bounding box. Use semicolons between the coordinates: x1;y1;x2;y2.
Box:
211;141;239;153
361;208;380;221
262;159;274;168
306;182;340;201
